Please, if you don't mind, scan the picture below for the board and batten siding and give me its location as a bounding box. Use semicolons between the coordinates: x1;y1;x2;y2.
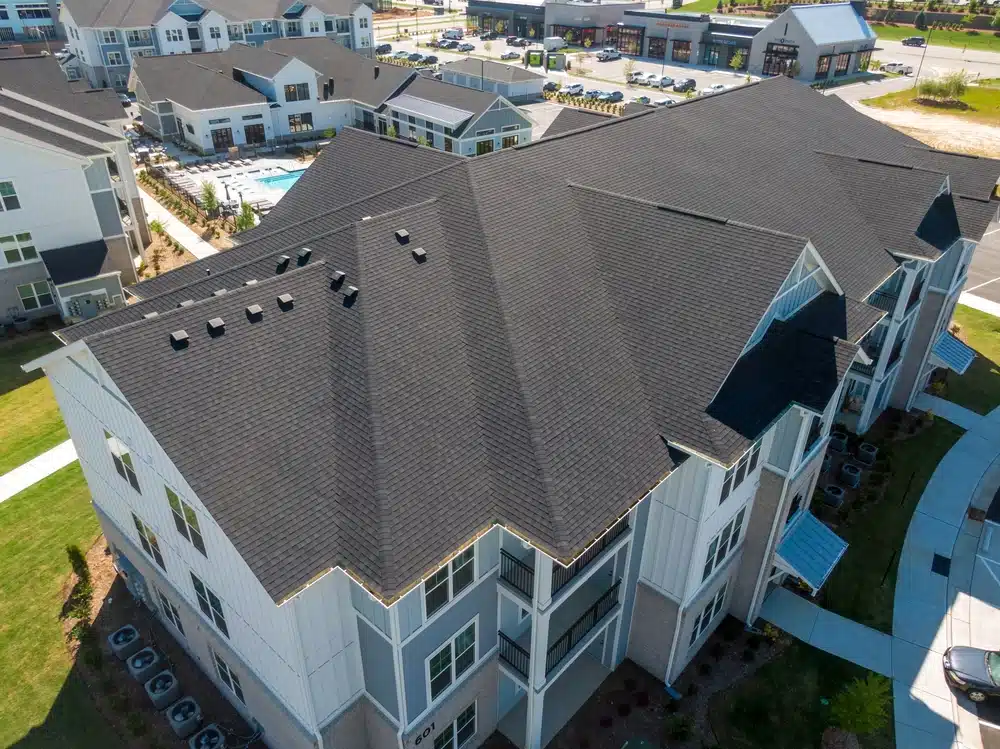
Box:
615;499;649;665
357;617;399;720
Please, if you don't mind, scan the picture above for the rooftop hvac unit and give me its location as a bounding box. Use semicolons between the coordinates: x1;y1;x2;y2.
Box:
145;669;181;709
108;624;142;661
189;724;226;749
127;646;162;683
167;696;203;739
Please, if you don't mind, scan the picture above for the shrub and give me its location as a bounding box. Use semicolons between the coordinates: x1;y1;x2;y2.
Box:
831;674;892;734
915;9;927;27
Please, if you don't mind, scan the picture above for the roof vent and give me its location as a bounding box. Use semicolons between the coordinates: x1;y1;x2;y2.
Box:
142;311;159;319
246;304;263;322
374;65;380;80
412;247;426;263
177;299;194;308
206;268;211;275
277;293;294;310
207;317;225;337
277;255;290;273
328;77;334;97
170;330;189;349
244;279;258;286
361;216;372;221
395;229;409;245
297;248;312;265
330;270;346;288
344;285;359;300
212;288;227;297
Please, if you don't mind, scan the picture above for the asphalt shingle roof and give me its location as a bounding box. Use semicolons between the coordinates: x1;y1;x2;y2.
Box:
0;91;122;144
542;107;615;138
62;0;360;28
440;57;545;84
132;53;268;109
0;54;122;123
0;112;111;156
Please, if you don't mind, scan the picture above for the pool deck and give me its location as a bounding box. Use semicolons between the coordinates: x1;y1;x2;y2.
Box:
175;157;307;210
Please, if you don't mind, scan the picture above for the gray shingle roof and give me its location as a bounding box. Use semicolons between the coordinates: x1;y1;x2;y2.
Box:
0;91;122;144
132;53;268;110
385;74;499;121
0;111;111;156
0;54;122;123
785;292;884;345
440;57;545;84
62;0;360;28
542;107;614;138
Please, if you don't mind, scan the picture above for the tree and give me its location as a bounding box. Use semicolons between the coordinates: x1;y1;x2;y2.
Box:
483;40;492;55
417;135;428;146
915;9;927;28
200;181;219;216
583;37;592;50
564;30;574;46
962;13;975;25
728;48;745;72
992;10;1000;27
623;57;636;85
387;124;398;138
717;0;723;10
234;202;256;232
149;218;165;235
761;0;775;10
786;59;801;78
830;675;891;736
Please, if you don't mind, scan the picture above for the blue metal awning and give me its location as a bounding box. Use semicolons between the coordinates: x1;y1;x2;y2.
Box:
930;330;976;375
775;511;848;594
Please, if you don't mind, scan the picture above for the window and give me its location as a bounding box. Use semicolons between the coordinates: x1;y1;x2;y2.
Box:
360;35;368;47
101;30;117;44
167;488;206;555
359;16;368;28
762;42;798;77
689;582;728;647
126;29;152;45
501;124;520;132
309;20;320;33
834;52;851;76
185;123;194;134
155;587;185;635
0;180;20;211
0;8;7;19
113;73;129;88
242;113;263;121
336;18;350;33
261;20;274;33
720;439;761;503
815;55;831;80
475;128;494;136
325;19;333;32
476;140;494;156
284;82;310;102
434;702;477;749
191;573;229;637
286;20;301;35
428;620;476;702
165;29;183;42
444;138;453;153
107;51;124;66
17;3;50;19
227;24;242;39
213;651;245;704
244;21;254;35
407;115;416;124
424;545;475;618
856;48;872;72
132;513;166;569
104;429;140;491
671;40;691;63
187;26;200;40
208;117;231;125
209;26;221;39
1;232;37;263
501;135;518;148
702;507;746;582
287;112;313;132
16;281;52;311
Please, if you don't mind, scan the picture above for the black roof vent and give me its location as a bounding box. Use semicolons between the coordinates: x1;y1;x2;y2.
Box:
344;285;359;300
246;304;263;322
330;270;346;289
277;293;294;310
297;248;312;265
177;299;194;308
142;311;159;319
207;317;225;337
244;279;258;286
277;255;290;273
170;330;189;349
374;65;380;80
395;229;410;244
205;268;212;275
412;247;426;263
212;288;227;297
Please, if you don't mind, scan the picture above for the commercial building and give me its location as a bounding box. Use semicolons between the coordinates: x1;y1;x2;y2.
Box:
26;77;997;749
132;38;534;155
0;53;148;326
58;0;374;91
0;0;61;43
439;58;546;101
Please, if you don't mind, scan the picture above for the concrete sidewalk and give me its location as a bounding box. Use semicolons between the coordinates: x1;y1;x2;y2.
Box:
139;187;218;260
914;392;985;432
0;439;78;503
960;292;1000;320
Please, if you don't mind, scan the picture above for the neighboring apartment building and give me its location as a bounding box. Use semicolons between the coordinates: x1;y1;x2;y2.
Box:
58;0;374;90
26;77;999;749
131;38;534;156
439;58;546;102
0;54;147;325
0;0;61;43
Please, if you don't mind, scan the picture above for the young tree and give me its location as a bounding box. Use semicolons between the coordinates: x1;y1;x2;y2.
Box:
830;675;891;736
717;0;723;10
915;9;927;28
728;48;745;72
992;10;1000;27
583;37;592;50
387;124;398;138
417;135;429;146
234;202;256;232
962;12;975;26
200;181;219;216
623;57;636;84
786;59;801;78
148;218;165;235
483;40;492;55
564;30;574;46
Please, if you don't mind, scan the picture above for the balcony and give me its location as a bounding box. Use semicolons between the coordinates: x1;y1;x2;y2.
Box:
866;289;898;314
551;515;629;598
498;630;531;681
126;32;154;47
906;281;924;314
500;549;535;601
545;579;620;675
849;360;876;378
886;340;905;371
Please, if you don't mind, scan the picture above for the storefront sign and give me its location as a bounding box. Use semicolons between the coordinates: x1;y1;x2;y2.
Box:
655;20;690;28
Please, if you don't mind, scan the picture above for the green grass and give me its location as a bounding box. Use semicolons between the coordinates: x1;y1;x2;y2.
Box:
711;642;894;749
682;0;760;13
941;304;1000;415
0;463;114;749
0;335;67;476
862;84;1000;126
871;23;1000;53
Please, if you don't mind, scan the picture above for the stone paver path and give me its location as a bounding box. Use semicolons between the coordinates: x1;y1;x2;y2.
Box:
0;439;77;503
139;187;218;260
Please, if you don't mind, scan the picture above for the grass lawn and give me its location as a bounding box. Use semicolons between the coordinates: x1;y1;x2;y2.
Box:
681;0;761;13
871;24;1000;53
0;463;114;748
711;642;894;749
943;305;1000;416
0;334;67;476
862;83;1000;127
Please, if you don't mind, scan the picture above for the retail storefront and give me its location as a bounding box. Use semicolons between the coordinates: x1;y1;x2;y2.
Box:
467;0;546;39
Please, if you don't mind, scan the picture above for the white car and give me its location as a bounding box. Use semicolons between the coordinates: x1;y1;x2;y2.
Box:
645;73;665;87
628;70;646;84
700;83;727;96
596;47;621;61
880;61;914;75
562;82;584;96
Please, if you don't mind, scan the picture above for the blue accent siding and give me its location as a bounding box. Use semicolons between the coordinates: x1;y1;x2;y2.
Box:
616;501;649;665
101;42;128;65
397;586;423;642
238;69;276;99
401;571;498;720
358;617;399;720
245;31;281;46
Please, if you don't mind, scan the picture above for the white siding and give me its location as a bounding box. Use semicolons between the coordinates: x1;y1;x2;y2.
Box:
198;10;231;51
156;12;194;55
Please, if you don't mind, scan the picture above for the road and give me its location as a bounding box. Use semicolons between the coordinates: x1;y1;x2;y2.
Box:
966;222;1000;305
879;38;1000;80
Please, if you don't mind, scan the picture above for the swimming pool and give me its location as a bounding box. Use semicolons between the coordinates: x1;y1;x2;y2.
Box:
256;169;306;192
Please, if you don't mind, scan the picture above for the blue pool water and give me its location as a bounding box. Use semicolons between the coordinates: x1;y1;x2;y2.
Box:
256;169;306;192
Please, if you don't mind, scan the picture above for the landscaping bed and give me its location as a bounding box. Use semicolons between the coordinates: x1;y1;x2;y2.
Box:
138;170;236;251
137;232;197;281
862;81;1000;127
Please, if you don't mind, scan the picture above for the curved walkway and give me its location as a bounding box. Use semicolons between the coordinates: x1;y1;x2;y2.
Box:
0;439;77;503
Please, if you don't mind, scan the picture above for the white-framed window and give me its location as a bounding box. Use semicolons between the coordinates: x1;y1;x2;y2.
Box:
191;572;229;637
226;24;242;39
434;701;477;749
336;17;350;33
133;49;152;57
101;29;117;44
360;35;369;47
720;438;761;503
104;429;140;491
155;586;185;635
243;21;254;35
66;67;81;80
17;280;52;311
113;73;129;88
1;232;37;263
107;50;124;66
167;487;207;556
126;29;151;45
359;16;368;28
132;513;166;569
213;650;245;704
689;581;728;647
501;124;520;131
427;619;476;703
165;29;183;42
207;26;220;39
0;179;21;211
285;20;301;34
702;506;746;582
309;20;320;33
261;20;274;33
475;128;495;136
424;545;475;618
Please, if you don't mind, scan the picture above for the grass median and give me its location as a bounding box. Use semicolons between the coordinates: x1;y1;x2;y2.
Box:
862;81;1000;127
872;23;1000;53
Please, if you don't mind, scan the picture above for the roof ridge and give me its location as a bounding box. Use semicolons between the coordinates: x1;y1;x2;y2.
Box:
904;143;983;160
814;148;952;176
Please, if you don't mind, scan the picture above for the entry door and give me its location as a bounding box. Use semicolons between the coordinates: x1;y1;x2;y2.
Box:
211;127;234;151
243;123;265;145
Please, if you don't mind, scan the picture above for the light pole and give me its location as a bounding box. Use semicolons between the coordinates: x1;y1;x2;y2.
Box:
661;29;669;77
913;28;933;87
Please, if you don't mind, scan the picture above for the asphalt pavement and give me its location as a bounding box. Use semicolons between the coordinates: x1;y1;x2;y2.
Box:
966;222;1000;305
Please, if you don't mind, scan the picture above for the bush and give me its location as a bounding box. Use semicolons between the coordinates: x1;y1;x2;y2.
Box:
830;674;892;735
915;9;927;28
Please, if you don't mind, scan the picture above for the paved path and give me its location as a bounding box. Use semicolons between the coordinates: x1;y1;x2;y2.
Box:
139;188;218;260
914;392;985;431
0;439;78;504
961;292;1000;320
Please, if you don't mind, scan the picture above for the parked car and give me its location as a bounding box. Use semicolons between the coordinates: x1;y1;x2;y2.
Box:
562;82;584;96
442;28;464;40
423;55;439;64
880;61;914;75
543;81;560;92
643;73;662;87
393;50;411;59
512;37;529;47
439;39;459;49
700;83;726;95
652;98;672;107
118;93;132;107
597;91;624;102
629;95;650;105
480;31;498;40
596;47;621;61
658;76;674;88
457;42;475;52
902;36;926;47
500;50;520;60
408;52;425;62
943;647;1000;702
375;43;392;55
672;78;696;92
584;89;603;99
426;38;440;47
506;36;519;45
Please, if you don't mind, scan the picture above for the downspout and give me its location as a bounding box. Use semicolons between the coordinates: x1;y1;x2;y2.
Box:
289;597;327;749
661;593;684;697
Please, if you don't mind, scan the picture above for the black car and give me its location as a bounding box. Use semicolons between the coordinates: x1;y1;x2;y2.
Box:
506;35;519;45
943;647;1000;702
423;55;439;64
375;43;392;55
902;36;925;46
672;78;696;92
480;31;498;40
543;81;559;92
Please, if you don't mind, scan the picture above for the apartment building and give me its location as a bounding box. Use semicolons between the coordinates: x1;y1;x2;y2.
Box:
58;0;374;91
131;38;534;156
0;0;60;43
0;53;148;325
25;77;999;749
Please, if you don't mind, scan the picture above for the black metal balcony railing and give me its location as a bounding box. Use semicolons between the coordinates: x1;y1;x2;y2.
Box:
887;340;905;371
867;289;899;314
498;631;531;680
906;282;924;313
850;360;877;378
500;549;535;600
802;420;823;457
545;580;621;675
551;516;630;597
